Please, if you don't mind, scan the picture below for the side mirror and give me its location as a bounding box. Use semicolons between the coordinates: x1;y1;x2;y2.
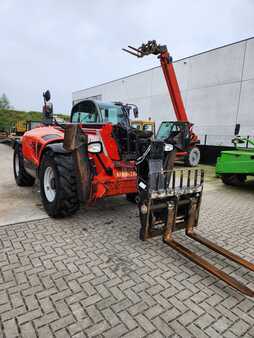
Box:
43;90;51;102
42;89;53;124
125;105;130;117
234;123;240;135
133;107;139;118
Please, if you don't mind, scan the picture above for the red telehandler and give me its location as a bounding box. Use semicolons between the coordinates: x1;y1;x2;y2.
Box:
123;40;200;166
13;43;253;297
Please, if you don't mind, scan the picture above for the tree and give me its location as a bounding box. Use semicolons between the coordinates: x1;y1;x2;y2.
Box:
0;93;11;109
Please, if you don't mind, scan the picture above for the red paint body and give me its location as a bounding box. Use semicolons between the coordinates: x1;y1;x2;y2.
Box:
21;124;137;203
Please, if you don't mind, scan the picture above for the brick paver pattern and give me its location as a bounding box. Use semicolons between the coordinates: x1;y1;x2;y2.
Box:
0;187;253;337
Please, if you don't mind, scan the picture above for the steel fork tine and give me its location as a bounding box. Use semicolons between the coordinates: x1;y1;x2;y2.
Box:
194;169;198;186
180;170;183;188
122;48;141;57
172;171;175;190
187;170;191;187
127;45;142;52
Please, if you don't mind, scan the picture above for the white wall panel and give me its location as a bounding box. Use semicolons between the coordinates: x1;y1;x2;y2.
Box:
121;72;152;99
237;79;254;135
186;83;240;131
243;39;254;81
149;67;167;96
73;38;254;145
188;42;245;89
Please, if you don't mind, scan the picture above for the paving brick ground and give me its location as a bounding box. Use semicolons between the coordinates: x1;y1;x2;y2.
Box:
0;184;253;337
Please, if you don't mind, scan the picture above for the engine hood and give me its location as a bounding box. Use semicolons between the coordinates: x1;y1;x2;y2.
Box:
22;126;64;144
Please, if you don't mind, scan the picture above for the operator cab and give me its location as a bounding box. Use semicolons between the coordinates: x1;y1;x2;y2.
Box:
71;100;130;128
156;121;191;151
71;99;153;160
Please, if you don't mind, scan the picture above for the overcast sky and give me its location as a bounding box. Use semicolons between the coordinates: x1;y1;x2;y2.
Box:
1;0;254;114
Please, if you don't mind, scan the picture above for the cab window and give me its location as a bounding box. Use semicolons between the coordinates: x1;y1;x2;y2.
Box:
131;123;141;130
143;124;153;131
99;104;125;125
71;101;98;123
157;122;174;139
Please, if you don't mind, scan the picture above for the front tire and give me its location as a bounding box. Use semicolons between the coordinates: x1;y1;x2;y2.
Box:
13;144;35;186
126;193;138;204
221;174;246;186
40;151;80;217
185;147;200;167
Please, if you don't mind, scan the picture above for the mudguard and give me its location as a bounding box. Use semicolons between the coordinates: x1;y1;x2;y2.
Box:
44;142;71;155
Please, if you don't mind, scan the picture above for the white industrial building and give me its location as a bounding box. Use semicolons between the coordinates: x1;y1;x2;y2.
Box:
73;37;254;147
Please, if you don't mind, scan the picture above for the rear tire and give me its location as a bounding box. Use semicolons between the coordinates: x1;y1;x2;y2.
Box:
40;151;80;217
185;147;200;167
13;144;35;186
221;174;246;186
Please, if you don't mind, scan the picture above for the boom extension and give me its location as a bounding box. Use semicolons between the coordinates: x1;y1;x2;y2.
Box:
123;40;198;143
123;41;188;122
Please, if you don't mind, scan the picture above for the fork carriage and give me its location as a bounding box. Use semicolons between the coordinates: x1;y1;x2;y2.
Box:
138;168;254;297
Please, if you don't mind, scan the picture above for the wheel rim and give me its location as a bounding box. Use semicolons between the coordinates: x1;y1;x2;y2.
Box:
15;152;20;176
44;166;56;202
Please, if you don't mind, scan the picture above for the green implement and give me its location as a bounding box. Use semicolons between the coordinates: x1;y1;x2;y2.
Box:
216;136;254;185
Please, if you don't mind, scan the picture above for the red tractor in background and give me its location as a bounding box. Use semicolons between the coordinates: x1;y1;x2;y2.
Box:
123;40;200;166
13;42;254;297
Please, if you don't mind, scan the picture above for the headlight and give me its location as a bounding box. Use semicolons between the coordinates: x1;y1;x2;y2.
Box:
164;143;173;152
88;142;102;154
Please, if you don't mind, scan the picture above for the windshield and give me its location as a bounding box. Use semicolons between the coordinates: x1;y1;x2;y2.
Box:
131;123;141;130
131;123;153;131
72;112;97;123
98;103;126;124
71;101;127;125
72;101;98;123
156;122;175;140
143;124;153;131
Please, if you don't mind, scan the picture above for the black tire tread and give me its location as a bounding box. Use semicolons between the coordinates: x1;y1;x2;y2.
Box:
14;145;35;186
126;193;138;204
221;174;246;186
40;151;80;218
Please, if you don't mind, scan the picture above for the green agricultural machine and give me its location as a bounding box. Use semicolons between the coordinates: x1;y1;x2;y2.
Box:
216;136;254;185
